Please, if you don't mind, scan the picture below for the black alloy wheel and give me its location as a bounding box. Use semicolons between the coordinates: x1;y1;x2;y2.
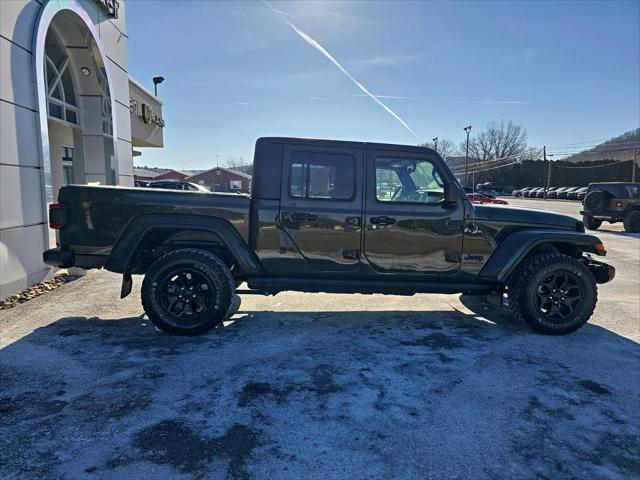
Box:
141;249;234;335
534;272;582;321
158;268;214;325
508;253;597;335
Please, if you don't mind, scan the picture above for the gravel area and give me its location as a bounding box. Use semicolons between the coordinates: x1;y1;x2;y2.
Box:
0;199;638;480
0;272;81;310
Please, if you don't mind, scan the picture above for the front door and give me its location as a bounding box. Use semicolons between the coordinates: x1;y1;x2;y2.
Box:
278;145;363;273
363;152;464;275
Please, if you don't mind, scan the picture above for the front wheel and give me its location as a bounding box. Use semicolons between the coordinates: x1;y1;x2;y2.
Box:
141;248;234;335
508;253;597;335
582;214;602;230
623;210;640;232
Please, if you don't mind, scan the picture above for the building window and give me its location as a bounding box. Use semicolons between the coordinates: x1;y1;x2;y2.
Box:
229;180;242;191
89;38;113;137
44;31;78;125
289;151;354;200
62;146;75;185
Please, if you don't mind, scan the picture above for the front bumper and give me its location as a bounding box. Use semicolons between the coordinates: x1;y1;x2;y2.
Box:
584;257;616;284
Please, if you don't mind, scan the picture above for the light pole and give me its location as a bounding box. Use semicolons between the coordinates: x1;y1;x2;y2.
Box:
152;76;165;97
432;137;438;152
463;126;472;186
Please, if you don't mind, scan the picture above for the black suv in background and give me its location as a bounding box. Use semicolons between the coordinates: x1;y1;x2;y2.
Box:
581;182;640;232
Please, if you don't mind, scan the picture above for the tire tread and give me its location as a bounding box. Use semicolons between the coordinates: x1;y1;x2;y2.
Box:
508;253;597;335
141;248;234;335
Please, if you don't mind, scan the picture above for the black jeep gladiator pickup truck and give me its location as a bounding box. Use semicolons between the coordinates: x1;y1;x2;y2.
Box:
44;137;615;335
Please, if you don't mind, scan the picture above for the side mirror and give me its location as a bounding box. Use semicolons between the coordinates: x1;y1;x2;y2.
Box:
445;181;460;204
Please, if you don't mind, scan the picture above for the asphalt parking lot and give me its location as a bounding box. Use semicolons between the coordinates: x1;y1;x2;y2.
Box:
1;199;638;480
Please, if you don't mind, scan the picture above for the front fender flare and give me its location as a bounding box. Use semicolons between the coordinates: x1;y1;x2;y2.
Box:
104;213;262;276
478;229;604;283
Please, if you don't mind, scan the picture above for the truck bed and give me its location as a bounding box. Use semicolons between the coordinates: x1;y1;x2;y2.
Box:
56;185;250;257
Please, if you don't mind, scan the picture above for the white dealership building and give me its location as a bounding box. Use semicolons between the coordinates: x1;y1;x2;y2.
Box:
1;0;164;297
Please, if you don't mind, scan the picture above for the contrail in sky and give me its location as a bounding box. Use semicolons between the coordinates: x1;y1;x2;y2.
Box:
262;1;422;142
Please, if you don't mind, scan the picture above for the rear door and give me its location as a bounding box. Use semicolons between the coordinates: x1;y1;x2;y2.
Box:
278;145;363;273
363;151;464;275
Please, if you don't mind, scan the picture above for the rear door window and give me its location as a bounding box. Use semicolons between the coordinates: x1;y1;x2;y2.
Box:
289;151;355;200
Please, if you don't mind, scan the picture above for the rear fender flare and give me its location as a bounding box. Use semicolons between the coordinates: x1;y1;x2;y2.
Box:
478;229;604;284
105;213;262;276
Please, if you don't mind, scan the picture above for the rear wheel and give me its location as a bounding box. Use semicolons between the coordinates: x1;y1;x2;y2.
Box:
582;214;602;230
141;248;234;335
508;253;597;335
623;210;640;232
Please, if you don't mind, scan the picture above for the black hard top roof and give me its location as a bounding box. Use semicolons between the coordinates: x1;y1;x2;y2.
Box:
256;137;437;155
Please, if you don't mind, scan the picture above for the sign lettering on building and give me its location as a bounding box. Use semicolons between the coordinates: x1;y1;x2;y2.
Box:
130;98;165;128
93;0;120;19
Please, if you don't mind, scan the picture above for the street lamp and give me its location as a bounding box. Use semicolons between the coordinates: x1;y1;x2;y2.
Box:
463;125;472;186
432;137;438;152
152;76;165;97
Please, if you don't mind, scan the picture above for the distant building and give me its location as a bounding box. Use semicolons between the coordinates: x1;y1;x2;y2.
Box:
134;168;190;182
189;167;251;193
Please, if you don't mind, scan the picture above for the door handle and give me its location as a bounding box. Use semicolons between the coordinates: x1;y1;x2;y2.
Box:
290;212;317;222
370;216;396;226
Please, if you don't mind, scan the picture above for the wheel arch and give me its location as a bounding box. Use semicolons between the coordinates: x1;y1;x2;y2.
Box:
105;213;262;277
479;229;605;284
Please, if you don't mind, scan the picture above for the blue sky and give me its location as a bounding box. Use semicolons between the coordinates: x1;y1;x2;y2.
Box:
126;0;640;169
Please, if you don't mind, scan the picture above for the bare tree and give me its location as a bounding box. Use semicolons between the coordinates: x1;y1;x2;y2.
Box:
421;138;459;157
460;121;530;161
225;156;245;170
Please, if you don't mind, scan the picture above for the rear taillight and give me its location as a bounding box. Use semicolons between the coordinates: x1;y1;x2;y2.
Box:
615;200;624;207
49;203;65;229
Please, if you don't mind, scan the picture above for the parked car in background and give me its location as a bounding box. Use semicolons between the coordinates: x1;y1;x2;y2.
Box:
476;182;504;196
567;187;588;200
536;187;555;198
577;187;589;201
581;182;640;232
557;187;579;199
134;180;149;187
467;193;508;205
547;187;568;199
525;187;543;198
147;181;211;192
512;186;531;197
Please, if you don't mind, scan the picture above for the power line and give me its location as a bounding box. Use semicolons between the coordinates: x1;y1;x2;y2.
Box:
551;159;633;169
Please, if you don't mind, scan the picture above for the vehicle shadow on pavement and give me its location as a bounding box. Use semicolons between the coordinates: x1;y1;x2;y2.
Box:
1;300;639;480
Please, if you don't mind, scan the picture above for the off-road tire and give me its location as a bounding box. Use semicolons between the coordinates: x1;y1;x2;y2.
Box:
508;253;597;335
623;210;640;233
141;248;234;335
582;214;602;230
583;190;610;214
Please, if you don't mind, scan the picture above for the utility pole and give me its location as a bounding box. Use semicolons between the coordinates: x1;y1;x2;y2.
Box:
464;126;472;186
432;137;438;152
633;149;638;183
544;146;550;198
